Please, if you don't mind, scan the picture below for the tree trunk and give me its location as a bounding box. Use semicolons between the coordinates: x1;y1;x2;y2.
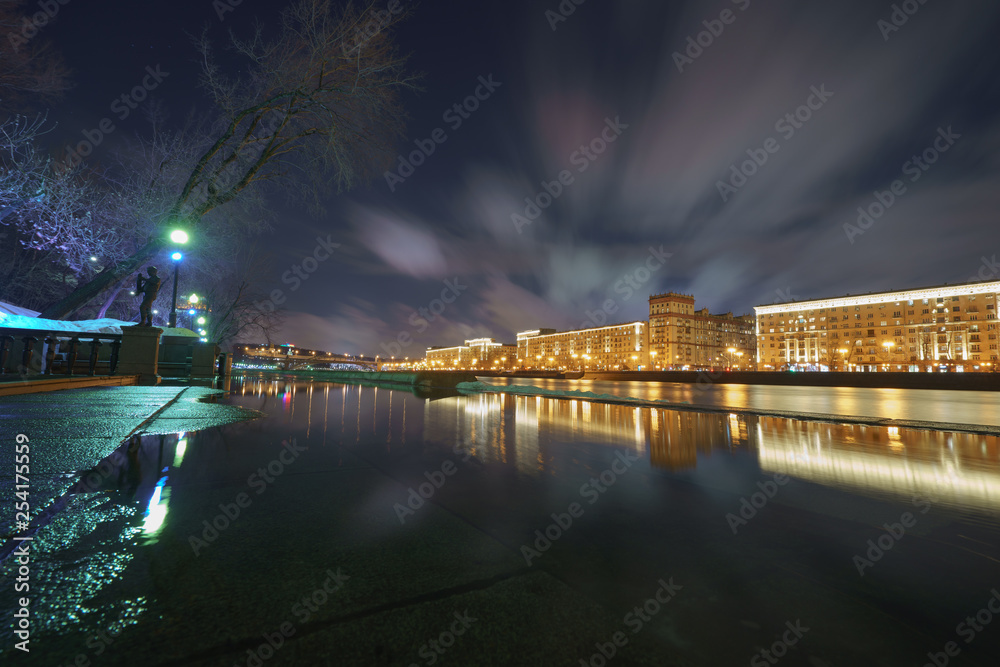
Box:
38;238;163;320
96;273;131;319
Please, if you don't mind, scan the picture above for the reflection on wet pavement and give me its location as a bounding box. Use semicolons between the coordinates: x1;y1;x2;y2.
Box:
2;375;999;666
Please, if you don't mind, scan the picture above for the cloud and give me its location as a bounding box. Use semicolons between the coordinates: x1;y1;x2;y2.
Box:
309;0;1000;353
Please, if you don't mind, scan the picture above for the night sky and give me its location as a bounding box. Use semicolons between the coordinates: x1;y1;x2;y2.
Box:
43;0;1000;355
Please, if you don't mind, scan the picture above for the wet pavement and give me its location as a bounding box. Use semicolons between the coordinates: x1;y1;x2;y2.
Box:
2;375;999;666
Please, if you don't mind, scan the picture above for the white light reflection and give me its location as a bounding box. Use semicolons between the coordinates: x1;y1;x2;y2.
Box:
143;476;169;535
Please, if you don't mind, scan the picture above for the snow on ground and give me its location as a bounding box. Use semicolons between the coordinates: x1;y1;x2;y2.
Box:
0;301;196;336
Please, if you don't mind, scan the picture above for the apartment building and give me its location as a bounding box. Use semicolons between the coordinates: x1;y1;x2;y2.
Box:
648;293;756;369
755;280;1000;372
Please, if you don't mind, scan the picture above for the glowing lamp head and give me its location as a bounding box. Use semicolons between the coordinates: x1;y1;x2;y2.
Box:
197;317;206;325
171;252;183;262
170;229;189;244
189;294;199;304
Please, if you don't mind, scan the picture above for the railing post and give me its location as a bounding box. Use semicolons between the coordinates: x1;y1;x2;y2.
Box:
20;335;38;375
109;339;122;375
66;337;80;376
0;335;13;375
88;339;103;376
43;336;58;375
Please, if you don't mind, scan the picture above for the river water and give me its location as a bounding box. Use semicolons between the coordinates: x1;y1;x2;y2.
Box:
6;374;1000;666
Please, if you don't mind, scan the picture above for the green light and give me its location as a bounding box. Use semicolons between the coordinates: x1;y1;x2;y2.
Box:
170;229;189;244
189;294;199;304
197;317;206;325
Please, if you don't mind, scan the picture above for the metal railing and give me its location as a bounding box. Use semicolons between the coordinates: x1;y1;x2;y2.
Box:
0;328;123;377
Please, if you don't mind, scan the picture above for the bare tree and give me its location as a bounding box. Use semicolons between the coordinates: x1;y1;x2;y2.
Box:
39;0;418;320
0;115;117;311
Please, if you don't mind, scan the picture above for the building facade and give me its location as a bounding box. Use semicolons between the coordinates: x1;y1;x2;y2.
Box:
648;293;756;369
755;280;1000;372
516;322;649;370
425;338;516;370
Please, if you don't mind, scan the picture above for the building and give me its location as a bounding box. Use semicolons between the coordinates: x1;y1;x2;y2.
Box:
754;280;1000;372
425;338;516;370
648;293;756;369
515;322;649;370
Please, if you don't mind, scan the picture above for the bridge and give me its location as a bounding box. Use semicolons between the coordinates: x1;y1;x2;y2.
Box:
234;345;381;371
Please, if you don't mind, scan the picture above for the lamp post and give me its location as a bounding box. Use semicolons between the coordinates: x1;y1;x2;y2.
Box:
167;229;189;328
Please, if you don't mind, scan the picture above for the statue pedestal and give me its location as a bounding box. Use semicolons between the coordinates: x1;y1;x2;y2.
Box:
117;326;162;385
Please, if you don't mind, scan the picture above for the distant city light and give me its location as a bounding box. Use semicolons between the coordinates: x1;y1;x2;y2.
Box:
189;294;199;303
197;317;206;325
171;252;183;261
90;256;97;262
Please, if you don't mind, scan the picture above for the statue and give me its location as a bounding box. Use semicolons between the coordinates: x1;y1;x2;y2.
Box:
136;267;161;327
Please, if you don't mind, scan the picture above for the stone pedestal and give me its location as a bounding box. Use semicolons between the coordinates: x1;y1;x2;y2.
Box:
191;342;221;379
117;326;162;385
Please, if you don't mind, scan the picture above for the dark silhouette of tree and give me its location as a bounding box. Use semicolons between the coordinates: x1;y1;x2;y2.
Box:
39;0;418;320
0;0;71;112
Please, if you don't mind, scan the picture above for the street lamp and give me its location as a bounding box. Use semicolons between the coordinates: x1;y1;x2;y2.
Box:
167;229;189;328
838;348;850;372
168;252;183;327
882;341;895;372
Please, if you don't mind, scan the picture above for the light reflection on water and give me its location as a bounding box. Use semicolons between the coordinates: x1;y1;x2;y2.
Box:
9;375;1000;665
233;375;1000;514
478;376;1000;427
